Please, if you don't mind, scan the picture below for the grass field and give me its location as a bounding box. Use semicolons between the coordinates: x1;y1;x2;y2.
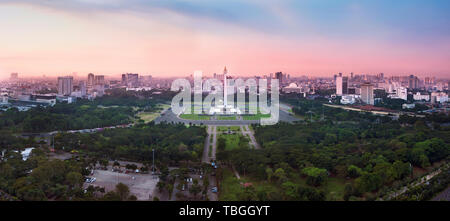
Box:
242;113;271;120
137;112;160;123
219;133;242;151
136;104;171;123
219;168;245;201
217;126;241;132
179;114;211;120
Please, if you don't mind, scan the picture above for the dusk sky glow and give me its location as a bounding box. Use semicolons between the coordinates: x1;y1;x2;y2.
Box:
0;0;449;79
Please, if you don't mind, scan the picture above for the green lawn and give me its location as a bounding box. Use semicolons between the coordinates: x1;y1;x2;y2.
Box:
219;168;245;201
179;114;211;120
243;113;271;120
136;112;160;123
217;126;241;132
219;133;242;151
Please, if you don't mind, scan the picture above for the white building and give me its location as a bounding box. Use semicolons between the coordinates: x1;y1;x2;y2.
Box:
361;83;374;105
34;95;56;106
283;83;302;93
402;103;416;109
341;95;357;104
336;76;343;96
431;92;448;103
413;92;430;101
0;95;8;104
389;87;408;101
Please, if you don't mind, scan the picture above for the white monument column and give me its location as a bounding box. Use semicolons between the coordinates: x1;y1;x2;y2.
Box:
223;66;228;107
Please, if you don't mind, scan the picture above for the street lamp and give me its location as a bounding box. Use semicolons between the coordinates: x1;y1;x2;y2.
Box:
152;149;155;178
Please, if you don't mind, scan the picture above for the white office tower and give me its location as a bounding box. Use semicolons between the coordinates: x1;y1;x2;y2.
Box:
223;66;228;107
361;83;374;105
336;76;343;96
58;76;74;96
397;87;408;100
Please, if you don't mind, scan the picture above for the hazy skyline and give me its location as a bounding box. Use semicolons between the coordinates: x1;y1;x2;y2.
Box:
0;0;449;80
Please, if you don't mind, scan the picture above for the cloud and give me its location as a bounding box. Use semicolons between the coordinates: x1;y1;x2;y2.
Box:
0;0;297;33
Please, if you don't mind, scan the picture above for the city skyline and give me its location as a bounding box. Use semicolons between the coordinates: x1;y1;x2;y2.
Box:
0;0;450;79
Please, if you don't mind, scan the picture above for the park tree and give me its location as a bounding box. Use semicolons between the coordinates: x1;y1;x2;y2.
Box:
265;168;273;183
302;167;328;187
347;165;363;178
65;172;83;188
273;168;287;184
189;179;202;199
115;183;130;201
343;183;354;201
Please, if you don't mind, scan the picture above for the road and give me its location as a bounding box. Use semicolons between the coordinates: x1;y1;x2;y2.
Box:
211;126;217;161
380;167;445;200
240;125;260;149
202;126;212;163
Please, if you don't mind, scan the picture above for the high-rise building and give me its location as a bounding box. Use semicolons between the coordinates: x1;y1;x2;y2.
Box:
409;75;419;90
79;81;87;97
58;76;73;96
342;77;348;94
336;76;343;96
10;73;18;81
95;75;105;85
123;73;139;87
275;72;283;85
361;83;374;105
122;74;127;85
87;73;95;87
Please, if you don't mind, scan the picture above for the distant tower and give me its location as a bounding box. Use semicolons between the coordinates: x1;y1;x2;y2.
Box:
361;83;374;105
10;73;18;81
87;73;95;88
79;81;87;97
58;76;74;96
223;66;228;107
336;76;343;96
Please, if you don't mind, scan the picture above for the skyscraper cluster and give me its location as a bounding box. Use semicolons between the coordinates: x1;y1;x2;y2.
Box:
122;73;139;88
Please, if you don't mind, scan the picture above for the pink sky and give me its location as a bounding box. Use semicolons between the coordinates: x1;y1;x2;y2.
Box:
0;2;449;79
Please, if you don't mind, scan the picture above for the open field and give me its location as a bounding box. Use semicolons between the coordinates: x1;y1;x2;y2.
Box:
179;114;211;120
136;104;171;123
137;112;160;123
242;113;271;120
217;126;241;132
219;133;244;151
85;170;158;201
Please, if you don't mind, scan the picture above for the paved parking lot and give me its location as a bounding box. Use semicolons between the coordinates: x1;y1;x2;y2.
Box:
85;170;159;201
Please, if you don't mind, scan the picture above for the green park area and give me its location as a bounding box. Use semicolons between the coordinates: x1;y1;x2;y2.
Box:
217;126;241;132
217;116;237;120
179;114;211;120
217;126;249;151
136;104;171;123
242;113;271;120
219;167;348;201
